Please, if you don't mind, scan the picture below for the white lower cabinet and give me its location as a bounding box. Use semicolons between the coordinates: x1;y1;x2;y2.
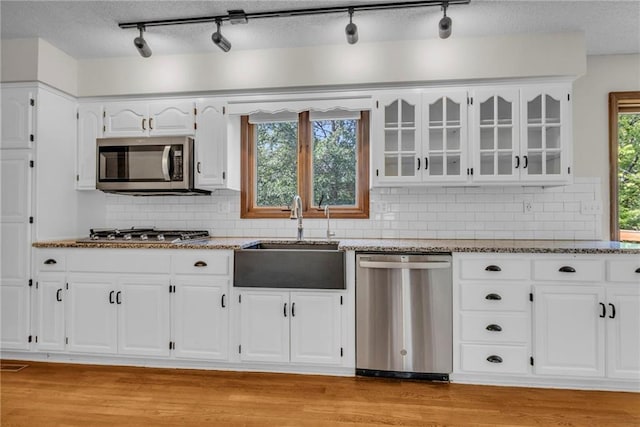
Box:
606;286;640;379
238;290;343;365
35;274;66;351
0;285;30;350
173;277;229;360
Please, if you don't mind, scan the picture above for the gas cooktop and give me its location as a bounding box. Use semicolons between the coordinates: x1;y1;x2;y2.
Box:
76;227;210;244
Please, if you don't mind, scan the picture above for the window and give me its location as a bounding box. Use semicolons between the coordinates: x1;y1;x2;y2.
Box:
609;92;640;242
241;110;369;218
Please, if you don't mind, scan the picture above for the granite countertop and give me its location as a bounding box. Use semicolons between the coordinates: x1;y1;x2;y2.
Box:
32;237;640;254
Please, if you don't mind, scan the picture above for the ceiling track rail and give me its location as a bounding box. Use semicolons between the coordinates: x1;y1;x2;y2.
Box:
118;0;471;29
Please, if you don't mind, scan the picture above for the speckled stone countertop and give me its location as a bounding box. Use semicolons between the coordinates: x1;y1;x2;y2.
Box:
32;238;640;254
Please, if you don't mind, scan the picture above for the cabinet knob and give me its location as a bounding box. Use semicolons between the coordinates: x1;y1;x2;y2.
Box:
485;324;502;332
558;266;576;273
44;258;57;265
194;261;207;267
485;293;502;301
486;355;503;364
484;265;501;272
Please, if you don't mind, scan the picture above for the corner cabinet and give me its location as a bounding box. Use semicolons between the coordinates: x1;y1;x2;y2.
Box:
372;81;573;187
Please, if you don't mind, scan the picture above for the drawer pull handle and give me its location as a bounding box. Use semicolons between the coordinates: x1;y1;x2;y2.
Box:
599;302;606;318
559;266;576;273
44;258;57;265
635;267;640;273
485;265;501;272
194;261;208;267
485;324;502;332
487;355;503;364
485;293;502;301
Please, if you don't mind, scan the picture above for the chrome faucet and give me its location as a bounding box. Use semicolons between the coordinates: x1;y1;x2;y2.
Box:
324;205;336;242
290;195;304;240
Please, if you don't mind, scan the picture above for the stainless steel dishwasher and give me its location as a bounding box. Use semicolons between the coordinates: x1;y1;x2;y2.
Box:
356;253;453;381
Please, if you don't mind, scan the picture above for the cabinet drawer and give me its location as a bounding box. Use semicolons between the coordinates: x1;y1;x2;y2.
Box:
533;259;604;282
172;252;230;275
68;250;171;274
607;260;640;283
35;251;66;271
460;284;528;311
460;344;528;374
460;313;528;343
460;258;530;281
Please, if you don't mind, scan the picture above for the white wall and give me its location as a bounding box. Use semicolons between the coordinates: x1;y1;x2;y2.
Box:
1;38;78;96
77;32;586;97
573;54;640;239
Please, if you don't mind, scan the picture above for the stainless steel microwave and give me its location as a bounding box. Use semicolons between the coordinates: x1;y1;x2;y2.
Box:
96;136;209;195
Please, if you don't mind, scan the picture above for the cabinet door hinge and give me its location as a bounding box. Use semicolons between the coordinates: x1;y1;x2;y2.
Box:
222;171;226;180
194;107;197;116
29;160;34;168
222;106;226;115
103;125;106;132
194;122;197;130
66;283;69;290
35;336;38;343
103;111;106;117
76;174;79;181
30;98;35;107
340;296;343;305
530;356;534;366
76;112;79;119
238;345;242;354
28;279;33;287
340;347;344;357
35;281;39;289
376;169;379;177
529;293;534;302
568;166;571;175
375;100;379;109
238;295;241;304
65;337;69;344
30;134;34;142
29;216;34;224
567;94;571;101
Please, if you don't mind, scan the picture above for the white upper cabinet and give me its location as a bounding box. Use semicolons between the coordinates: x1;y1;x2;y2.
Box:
422;90;469;183
195;98;227;188
520;85;572;182
471;88;520;182
76;103;103;190
1;87;34;149
373;93;422;184
103;100;195;137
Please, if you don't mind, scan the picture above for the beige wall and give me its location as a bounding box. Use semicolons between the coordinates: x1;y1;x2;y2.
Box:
77;32;586;97
573;54;640;239
1;38;78;95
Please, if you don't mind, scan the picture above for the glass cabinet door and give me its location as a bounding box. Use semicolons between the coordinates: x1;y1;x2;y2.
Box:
472;89;520;182
521;86;569;181
376;94;421;182
422;91;468;182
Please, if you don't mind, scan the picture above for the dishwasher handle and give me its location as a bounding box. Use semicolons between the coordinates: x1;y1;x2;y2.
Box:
359;260;451;270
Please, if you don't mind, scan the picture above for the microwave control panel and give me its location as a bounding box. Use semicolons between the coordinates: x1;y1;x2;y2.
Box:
172;146;183;181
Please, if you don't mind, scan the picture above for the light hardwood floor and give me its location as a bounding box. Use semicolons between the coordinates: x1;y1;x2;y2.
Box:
1;360;639;426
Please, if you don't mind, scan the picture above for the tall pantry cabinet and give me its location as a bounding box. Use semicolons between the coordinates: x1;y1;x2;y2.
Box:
1;83;78;350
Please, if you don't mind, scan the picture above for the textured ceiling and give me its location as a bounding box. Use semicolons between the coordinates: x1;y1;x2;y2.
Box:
1;1;639;59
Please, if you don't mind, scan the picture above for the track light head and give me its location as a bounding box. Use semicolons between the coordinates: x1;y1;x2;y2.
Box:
439;3;452;39
133;25;152;58
345;8;359;45
212;19;232;52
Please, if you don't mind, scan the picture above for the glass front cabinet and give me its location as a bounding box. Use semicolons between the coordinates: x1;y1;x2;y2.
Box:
372;82;572;186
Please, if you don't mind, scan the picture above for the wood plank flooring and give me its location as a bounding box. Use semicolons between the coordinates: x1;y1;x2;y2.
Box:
1;360;639;426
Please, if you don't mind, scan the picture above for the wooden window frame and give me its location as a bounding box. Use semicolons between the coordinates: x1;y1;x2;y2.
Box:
609;91;640;241
240;111;370;219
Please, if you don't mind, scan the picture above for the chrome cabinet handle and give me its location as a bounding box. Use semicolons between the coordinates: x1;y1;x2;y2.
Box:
142;118;147;130
56;288;62;302
109;290;115;304
485;324;502;332
559;266;576;273
485;293;502;301
486;355;503;364
194;261;207;267
44;258;57;265
485;265;501;272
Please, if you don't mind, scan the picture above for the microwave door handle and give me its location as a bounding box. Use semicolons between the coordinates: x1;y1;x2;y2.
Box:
161;145;171;181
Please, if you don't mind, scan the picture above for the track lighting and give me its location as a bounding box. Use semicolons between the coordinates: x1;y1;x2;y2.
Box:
211;19;232;52
439;2;452;39
133;25;152;58
345;8;358;45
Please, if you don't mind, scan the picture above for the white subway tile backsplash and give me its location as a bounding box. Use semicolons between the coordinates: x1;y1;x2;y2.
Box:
103;178;602;241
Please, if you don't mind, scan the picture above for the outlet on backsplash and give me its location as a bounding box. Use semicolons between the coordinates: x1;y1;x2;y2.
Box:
580;201;602;215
